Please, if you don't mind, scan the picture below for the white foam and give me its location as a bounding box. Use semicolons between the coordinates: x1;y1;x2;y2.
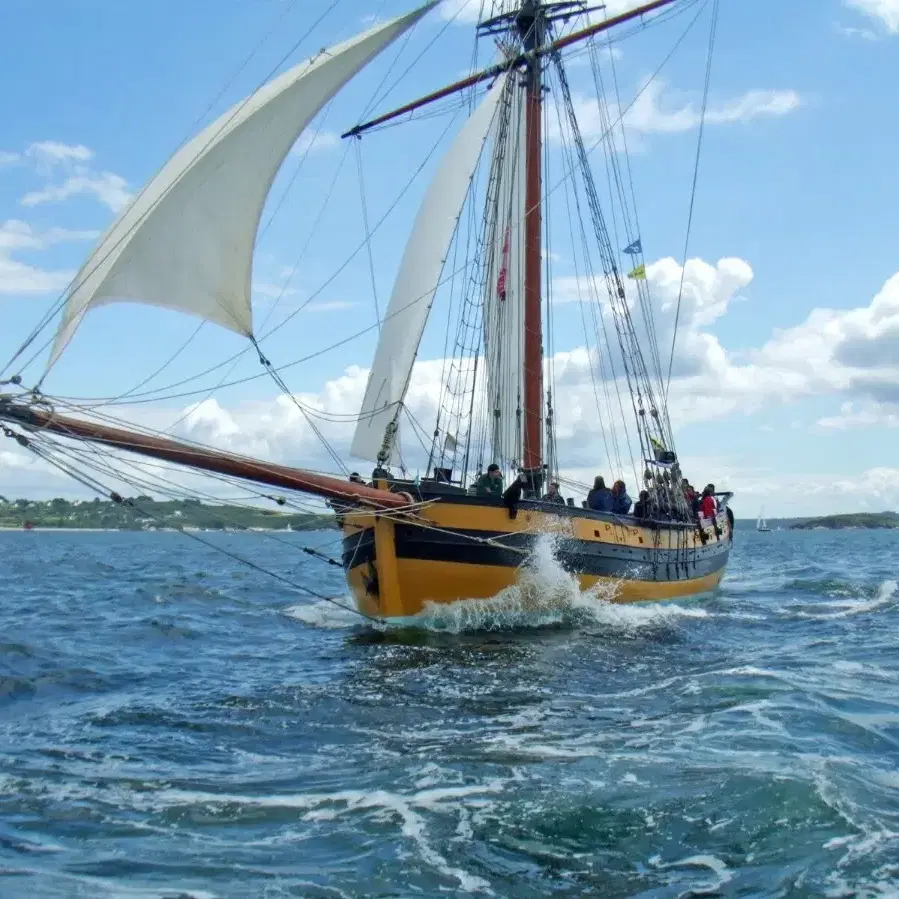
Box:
282;533;712;634
795;580;897;620
483;731;600;760
151;781;504;894
415;533;709;634
283;598;362;629
0;867;219;899
649;853;733;895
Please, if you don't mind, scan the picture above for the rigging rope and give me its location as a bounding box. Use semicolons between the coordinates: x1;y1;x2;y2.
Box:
666;0;719;397
354;140;382;329
252;339;350;478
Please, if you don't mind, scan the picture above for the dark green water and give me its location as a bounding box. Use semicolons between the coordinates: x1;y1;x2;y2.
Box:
1;528;897;897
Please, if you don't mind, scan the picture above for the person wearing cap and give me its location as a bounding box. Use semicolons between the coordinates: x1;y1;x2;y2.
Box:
542;481;565;504
475;463;504;498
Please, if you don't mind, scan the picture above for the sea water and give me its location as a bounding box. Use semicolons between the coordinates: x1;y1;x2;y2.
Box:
1;526;897;897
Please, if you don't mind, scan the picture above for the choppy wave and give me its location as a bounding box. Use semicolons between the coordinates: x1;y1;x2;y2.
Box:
1;527;898;897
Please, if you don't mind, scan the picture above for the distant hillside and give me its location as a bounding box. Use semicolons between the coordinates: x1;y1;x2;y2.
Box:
0;496;336;531
790;512;899;531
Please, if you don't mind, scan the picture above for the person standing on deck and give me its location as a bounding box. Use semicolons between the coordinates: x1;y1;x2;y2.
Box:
587;476;613;512
543;481;565;504
682;480;698;514
611;480;632;514
699;485;718;520
475;463;504;498
633;490;650;519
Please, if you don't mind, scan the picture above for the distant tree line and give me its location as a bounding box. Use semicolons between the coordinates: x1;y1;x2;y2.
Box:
0;496;337;531
790;512;899;530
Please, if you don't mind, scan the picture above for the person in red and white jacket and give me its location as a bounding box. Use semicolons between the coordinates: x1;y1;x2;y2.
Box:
699;484;718;520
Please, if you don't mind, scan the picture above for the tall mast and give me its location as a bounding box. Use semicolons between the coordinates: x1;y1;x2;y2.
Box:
517;1;545;493
345;0;680;491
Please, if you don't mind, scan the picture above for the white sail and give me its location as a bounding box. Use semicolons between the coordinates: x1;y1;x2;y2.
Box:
350;72;510;464
48;4;435;368
482;80;526;469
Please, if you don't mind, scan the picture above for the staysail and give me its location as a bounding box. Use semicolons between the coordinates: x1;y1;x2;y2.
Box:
350;72;511;465
48;3;436;368
482;79;526;469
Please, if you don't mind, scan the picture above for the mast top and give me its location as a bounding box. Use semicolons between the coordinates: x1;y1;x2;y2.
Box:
341;0;679;139
476;1;607;38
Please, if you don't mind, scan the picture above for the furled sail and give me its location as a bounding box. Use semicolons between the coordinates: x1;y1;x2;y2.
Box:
48;3;435;368
482;79;526;469
350;72;511;465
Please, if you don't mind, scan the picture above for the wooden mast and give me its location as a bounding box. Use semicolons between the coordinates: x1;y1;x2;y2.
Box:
518;1;545;494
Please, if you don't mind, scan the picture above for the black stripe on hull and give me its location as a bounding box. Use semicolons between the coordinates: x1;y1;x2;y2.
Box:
342;525;730;583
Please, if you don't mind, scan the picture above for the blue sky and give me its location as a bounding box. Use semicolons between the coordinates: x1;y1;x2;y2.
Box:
1;0;899;516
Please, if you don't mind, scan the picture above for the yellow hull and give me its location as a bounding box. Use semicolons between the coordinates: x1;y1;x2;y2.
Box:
340;492;731;621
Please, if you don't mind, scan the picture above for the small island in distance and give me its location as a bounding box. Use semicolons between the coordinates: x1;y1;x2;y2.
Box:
789;511;899;530
0;496;336;532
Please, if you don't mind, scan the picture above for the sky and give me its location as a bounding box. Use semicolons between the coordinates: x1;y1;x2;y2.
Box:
1;0;899;517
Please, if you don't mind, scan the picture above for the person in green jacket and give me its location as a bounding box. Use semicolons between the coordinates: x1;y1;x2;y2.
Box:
475;463;504;497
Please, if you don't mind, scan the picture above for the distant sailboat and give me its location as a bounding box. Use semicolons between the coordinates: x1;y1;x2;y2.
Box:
757;508;772;533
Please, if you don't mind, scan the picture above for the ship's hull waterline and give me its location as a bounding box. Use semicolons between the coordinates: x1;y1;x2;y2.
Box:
340;492;731;620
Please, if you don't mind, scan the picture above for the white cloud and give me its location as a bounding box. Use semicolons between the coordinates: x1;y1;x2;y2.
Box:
290;130;340;156
0;220;98;251
2;140;132;213
0;254;73;296
558;80;801;149
305;300;360;312
21;169;132;213
0;140;96;177
252;281;299;300
439;0;487;23
550;255;899;439
836;23;880;39
845;0;899;32
0;219;97;296
24;141;94;175
818;401;899;430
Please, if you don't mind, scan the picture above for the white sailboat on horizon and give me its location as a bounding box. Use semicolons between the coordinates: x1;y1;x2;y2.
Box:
757;507;772;533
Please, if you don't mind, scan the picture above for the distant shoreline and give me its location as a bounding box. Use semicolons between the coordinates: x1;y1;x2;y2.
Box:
790;512;899;531
0;526;328;533
0;497;337;532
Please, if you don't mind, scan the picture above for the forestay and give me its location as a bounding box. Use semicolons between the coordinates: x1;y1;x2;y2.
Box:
48;3;435;368
350;72;511;465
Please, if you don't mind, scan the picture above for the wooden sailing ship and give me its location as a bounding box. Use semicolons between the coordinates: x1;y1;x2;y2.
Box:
0;0;733;621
